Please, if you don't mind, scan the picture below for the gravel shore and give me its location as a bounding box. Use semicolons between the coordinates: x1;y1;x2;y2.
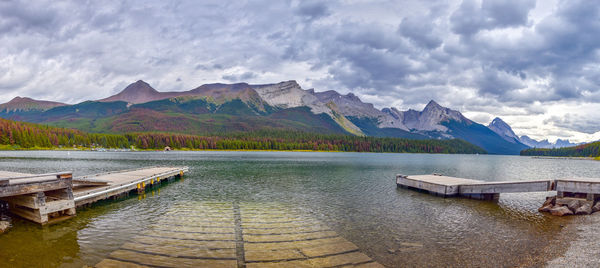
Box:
547;213;600;267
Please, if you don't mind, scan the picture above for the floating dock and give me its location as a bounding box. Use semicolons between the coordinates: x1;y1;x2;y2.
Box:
0;166;188;225
396;174;554;200
397;174;600;202
73;166;188;207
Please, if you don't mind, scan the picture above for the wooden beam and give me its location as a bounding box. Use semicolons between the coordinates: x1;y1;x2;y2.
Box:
1;192;45;209
3;172;72;180
0;178;72;198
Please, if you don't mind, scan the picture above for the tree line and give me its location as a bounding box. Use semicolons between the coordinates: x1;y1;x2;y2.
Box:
0;118;128;148
521;142;600;157
0;117;486;154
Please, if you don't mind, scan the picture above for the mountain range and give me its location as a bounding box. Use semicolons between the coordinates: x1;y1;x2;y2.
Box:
487;117;580;148
0;80;576;154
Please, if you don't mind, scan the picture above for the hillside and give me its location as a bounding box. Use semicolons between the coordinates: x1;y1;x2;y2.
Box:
0;117;485;154
0;97;66;112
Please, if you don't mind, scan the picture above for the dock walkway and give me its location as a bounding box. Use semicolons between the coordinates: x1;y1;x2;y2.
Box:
73;166;188;207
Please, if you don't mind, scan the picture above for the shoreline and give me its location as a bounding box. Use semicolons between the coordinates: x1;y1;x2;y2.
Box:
531;156;599;161
0;147;486;155
546;214;600;267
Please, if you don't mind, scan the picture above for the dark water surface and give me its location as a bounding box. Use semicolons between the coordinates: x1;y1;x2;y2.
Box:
0;151;598;267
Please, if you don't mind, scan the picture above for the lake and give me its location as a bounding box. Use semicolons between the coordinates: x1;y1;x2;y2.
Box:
1;151;599;267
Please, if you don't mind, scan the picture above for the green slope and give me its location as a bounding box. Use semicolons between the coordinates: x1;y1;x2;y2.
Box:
10;98;350;136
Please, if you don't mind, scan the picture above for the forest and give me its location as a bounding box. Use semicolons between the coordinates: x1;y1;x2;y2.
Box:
520;142;600;157
0;118;486;154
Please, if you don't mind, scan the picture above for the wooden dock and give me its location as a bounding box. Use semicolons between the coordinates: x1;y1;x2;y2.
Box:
555;177;600;201
73;166;188;207
0;171;75;225
0;166;188;225
396;174;554;200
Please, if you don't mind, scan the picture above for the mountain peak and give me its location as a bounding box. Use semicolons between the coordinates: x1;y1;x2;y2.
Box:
8;96;31;103
489;117;508;127
0;96;66;112
401;100;469;132
488;117;520;143
122;80;158;94
100;80;162;104
424;100;442;110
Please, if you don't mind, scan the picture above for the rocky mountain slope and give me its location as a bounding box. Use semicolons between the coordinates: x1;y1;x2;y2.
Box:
488;117;521;144
0;79;547;154
488;117;579;148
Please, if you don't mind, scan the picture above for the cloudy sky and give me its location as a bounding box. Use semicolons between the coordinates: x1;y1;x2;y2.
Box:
0;0;599;142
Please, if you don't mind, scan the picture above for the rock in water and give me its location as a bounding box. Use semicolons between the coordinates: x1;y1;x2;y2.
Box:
575;203;593;215
538;204;553;212
550;206;574;216
593;202;600;213
0;221;10;234
566;199;581;212
543;196;556;207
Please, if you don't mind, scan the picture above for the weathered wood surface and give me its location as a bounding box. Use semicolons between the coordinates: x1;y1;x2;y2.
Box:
0;171;76;225
0;176;73;198
73;166;188;207
1;167;186;225
0;171;73;185
396;174;482;196
97;202;383;268
397;174;556;199
72;177;110;186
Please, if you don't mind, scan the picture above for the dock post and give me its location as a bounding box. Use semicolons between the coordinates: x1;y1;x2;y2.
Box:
136;183;145;194
586;193;597;202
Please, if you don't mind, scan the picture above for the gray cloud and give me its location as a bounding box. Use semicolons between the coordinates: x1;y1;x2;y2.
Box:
222;72;258;82
0;0;599;141
450;0;535;37
545;114;600;134
295;1;330;21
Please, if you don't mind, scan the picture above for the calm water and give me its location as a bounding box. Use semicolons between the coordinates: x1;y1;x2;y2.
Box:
0;151;599;267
